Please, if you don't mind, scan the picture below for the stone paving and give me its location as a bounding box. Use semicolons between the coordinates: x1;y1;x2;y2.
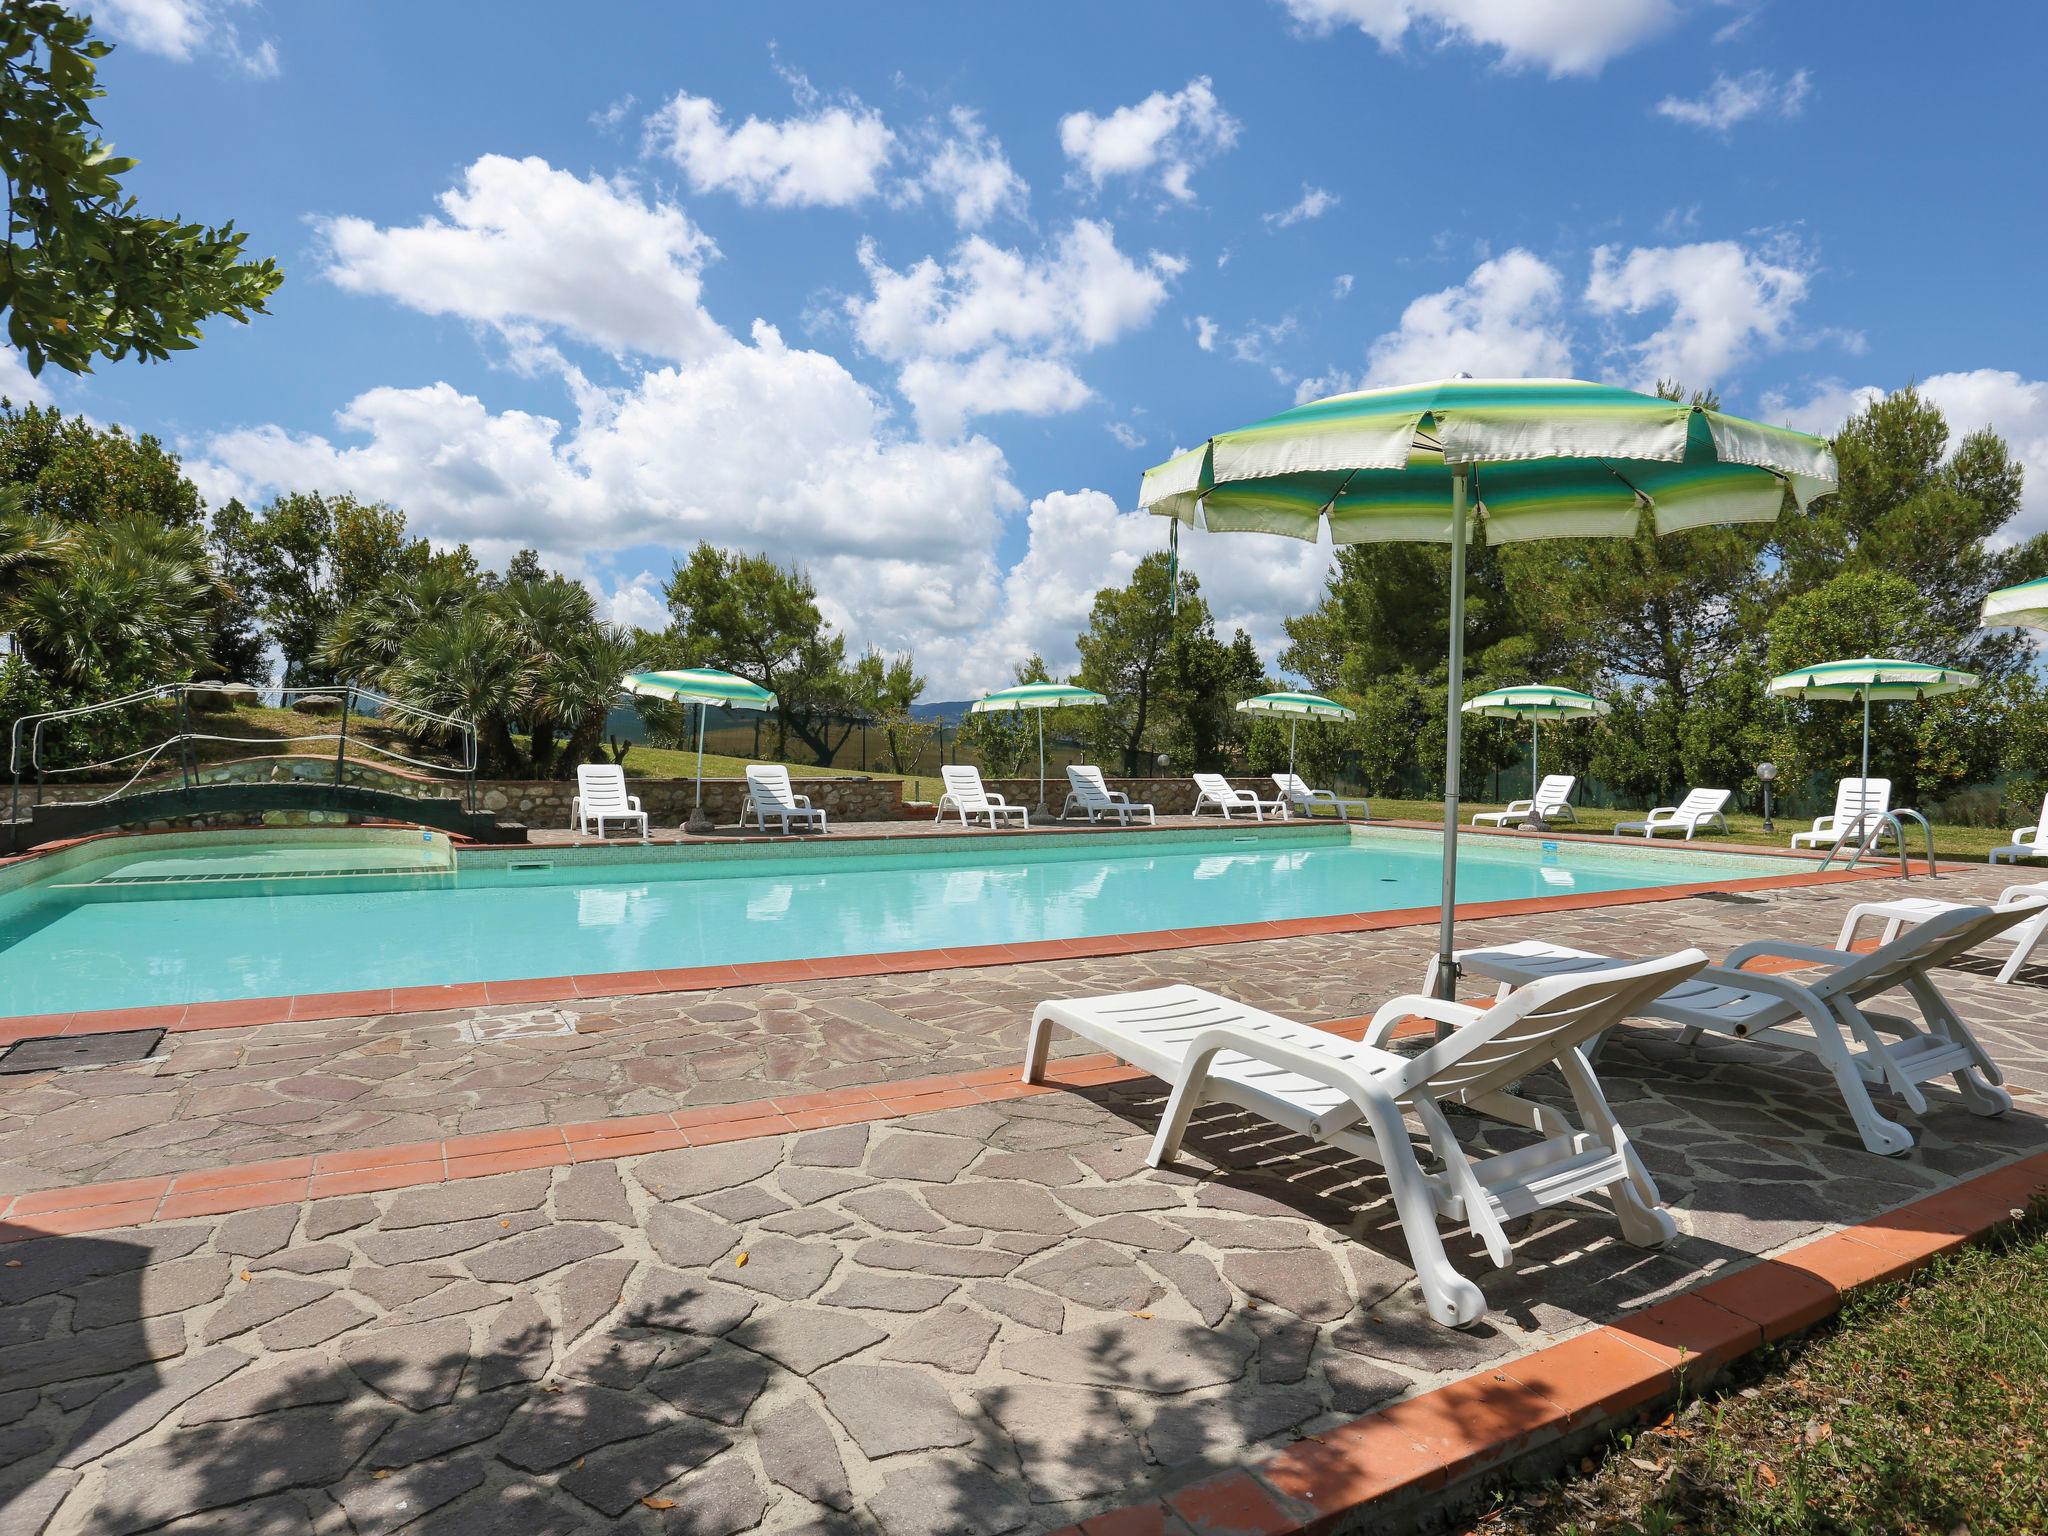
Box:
2;863;2046;1533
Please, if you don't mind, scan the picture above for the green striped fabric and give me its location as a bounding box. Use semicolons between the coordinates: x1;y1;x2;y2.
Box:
1982;575;2048;632
1765;657;1978;702
969;683;1108;712
622;668;777;711
1234;690;1356;721
1139;377;1837;544
1461;685;1609;720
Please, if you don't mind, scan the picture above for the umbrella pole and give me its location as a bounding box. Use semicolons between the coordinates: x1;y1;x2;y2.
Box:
1436;470;1469;1000
1531;716;1540;800
1288;719;1297;781
686;702;713;835
1860;689;1871;784
1037;711;1047;819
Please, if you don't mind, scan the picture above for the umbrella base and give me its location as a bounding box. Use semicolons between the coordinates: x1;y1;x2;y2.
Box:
684;807;716;835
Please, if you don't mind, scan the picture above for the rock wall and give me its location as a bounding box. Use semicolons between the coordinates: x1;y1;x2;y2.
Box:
957;776;1293;816
481;775;908;828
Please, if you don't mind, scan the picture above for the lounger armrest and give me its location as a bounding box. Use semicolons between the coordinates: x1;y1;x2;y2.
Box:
2016;825;2040;843
1725;938;1852;969
1996;885;2048;909
790;793;814;809
628;796;642;812
1361;994;1487;1046
1501;798;1535;816
1646;806;1677;819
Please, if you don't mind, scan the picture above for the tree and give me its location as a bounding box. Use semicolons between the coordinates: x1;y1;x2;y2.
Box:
0;401;200;528
1075;553;1214;775
1;3;281;377
850;649;932;774
4;510;216;688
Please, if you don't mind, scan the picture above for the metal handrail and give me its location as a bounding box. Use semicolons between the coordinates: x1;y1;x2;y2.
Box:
1817;806;1938;878
9;682;479;820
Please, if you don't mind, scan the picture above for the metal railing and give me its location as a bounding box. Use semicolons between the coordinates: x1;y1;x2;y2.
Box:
8;683;480;824
1817;807;1940;878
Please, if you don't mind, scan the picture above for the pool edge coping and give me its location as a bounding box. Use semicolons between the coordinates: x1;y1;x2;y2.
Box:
0;860;1890;1045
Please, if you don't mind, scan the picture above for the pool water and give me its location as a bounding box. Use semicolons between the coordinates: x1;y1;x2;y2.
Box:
0;827;1790;1015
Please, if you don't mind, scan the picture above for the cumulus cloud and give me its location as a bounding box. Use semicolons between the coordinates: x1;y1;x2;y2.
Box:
1332;273;1355;300
1194;316;1220;352
643;89;895;208
1656;68;1812;133
0;346;53;408
1278;0;1676;77
906;108;1029;228
848;221;1182;439
1585;239;1809;388
1767;370;2048;539
317;155;727;364
1265;186;1339;229
89;0;278;74
1366;249;1574;384
1059;78;1240;203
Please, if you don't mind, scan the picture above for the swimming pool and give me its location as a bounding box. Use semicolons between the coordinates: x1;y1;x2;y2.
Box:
0;825;1796;1016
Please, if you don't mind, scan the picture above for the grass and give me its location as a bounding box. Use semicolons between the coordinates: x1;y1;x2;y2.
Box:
1463;1203;2048;1536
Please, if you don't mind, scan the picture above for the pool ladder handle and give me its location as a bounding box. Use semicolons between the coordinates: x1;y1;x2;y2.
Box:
1816;807;1937;879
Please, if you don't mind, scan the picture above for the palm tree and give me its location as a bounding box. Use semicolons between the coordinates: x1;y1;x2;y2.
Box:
7;514;216;687
386;608;527;775
494;575;597;776
539;623;649;773
320;560;480;685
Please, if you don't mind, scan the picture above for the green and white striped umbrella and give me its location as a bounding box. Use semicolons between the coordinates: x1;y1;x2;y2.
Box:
1462;686;1608;801
969;683;1108;812
622;668;776;828
1139;376;1837;997
1766;657;1977;786
1234;690;1355;778
1981;575;2048;632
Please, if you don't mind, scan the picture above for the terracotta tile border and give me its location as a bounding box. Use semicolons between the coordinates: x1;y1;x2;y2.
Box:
0;860;1886;1048
2;1032;2044;1536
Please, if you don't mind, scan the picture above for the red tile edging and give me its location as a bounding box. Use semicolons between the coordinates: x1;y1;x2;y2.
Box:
0;862;1885;1048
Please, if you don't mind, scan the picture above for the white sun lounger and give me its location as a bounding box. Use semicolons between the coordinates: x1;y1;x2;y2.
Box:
933;765;1028;829
1472;773;1577;829
1272;773;1370;822
571;764;648;839
1061;765;1156;825
1791;778;1892;851
1191;773;1284;821
1833;884;2048;986
1614;787;1731;840
740;764;828;834
1989;794;2048;864
1436;903;2026;1156
1026;951;1706;1328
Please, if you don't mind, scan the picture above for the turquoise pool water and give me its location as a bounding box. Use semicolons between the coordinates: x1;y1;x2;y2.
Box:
0;827;1791;1015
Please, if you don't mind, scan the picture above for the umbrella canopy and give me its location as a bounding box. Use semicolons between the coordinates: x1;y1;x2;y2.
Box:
1139;376;1837;997
621;668;776;829
1234;690;1356;779
1982;575;2048;632
1462;685;1607;801
1766;657;1978;785
969;683;1108;812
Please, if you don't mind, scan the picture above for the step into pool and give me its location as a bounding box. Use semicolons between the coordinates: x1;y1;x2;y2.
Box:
0;825;1794;1016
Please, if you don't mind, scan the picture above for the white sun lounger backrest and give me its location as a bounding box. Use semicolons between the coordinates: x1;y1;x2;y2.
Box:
940;765;997;810
1385;949;1709;1106
1807;902;2037;1004
1678;788;1730;817
1534;774;1577;806
1273;773;1312;799
576;764;633;811
745;764;802;810
1066;765;1116;805
1833;777;1891;822
1193;773;1241;800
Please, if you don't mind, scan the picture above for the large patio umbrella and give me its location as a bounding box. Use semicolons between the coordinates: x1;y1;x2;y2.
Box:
1234;689;1356;779
1765;657;1978;786
968;682;1108;815
1140;376;1837;997
1461;685;1608;803
622;668;776;832
1981;575;2048;631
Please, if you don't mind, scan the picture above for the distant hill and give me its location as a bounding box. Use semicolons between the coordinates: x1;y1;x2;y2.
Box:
911;700;974;724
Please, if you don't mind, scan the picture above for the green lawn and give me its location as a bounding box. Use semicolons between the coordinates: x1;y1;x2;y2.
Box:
1463;1202;2048;1535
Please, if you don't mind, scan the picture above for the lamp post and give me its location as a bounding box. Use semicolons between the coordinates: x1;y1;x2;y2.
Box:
1757;761;1777;834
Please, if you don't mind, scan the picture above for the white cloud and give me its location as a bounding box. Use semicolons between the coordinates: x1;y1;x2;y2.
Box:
1278;0;1677;77
1332;273;1355;300
1365;248;1574;384
848;221;1181;438
605;573;670;631
90;0;278;75
1107;421;1147;450
1656;68;1811;133
590;94;637;135
644;90;895;208
1194;316;1220;352
1767;370;2048;539
0;347;53;408
317;155;727;364
908;109;1029;228
1265;186;1339;230
1059;78;1240;203
1585;239;1809;388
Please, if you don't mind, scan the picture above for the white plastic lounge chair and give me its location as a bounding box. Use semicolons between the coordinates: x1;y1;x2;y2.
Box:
1471;774;1577;829
1191;773;1284;821
740;764;828;834
571;763;649;839
933;765;1028;830
1272;773;1370;822
1989;794;2048;864
1026;951;1706;1328
1834;884;2048;986
1435;903;2026;1156
1790;778;1892;851
1061;765;1156;826
1614;788;1731;840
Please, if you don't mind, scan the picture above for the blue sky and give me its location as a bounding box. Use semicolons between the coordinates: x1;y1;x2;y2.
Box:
13;0;2047;696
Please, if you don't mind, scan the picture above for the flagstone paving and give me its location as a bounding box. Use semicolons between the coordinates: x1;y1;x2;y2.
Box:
1;862;2046;1533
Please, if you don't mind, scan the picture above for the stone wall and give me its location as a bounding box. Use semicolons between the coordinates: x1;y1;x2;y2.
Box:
953;776;1284;816
481;775;908;828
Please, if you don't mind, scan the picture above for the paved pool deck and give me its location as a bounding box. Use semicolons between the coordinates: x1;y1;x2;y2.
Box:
1;840;2045;1536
